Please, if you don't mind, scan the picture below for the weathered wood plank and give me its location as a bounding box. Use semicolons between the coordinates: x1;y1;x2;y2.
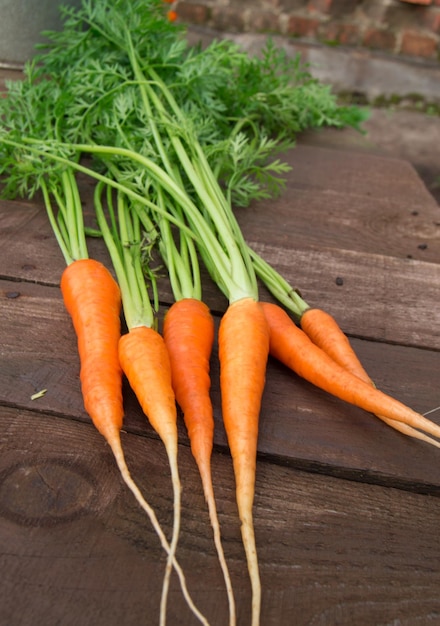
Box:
238;184;440;264
1;278;439;491
283;143;439;210
1;408;440;626
237;149;440;265
1;200;440;348
251;241;440;350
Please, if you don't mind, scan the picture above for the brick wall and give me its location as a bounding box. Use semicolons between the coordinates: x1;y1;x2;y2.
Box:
175;0;440;63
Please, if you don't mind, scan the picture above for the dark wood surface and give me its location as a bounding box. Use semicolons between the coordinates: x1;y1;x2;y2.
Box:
1;124;440;625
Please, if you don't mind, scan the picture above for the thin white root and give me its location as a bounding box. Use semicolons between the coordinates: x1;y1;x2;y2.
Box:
109;439;210;626
160;448;181;626
240;512;261;626
377;415;440;449
200;469;236;626
424;405;440;417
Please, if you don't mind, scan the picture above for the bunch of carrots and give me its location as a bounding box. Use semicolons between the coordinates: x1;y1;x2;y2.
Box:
0;2;439;625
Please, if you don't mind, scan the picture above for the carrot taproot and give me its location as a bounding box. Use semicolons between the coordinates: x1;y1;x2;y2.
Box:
163;299;215;460
249;251;440;447
300;307;440;448
261;302;440;440
163;297;236;626
119;326;178;454
157;194;236;624
60;258;123;444
300;308;370;382
118;324;183;625
218;297;270;626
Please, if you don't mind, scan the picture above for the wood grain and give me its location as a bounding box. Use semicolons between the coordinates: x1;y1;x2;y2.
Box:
1;409;440;626
251;241;440;349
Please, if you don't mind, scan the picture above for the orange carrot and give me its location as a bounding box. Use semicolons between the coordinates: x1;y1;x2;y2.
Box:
61;260;163;535
60;258;124;445
300;308;370;383
218;297;270;626
119;326;178;455
249;249;440;447
300;307;440;447
261;302;440;440
163;297;236;626
118;324;186;625
163;299;215;466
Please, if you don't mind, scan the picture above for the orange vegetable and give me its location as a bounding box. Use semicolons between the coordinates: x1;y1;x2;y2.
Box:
61;258;123;446
61;260;178;560
163;297;236;625
118;324;183;624
61;260;201;619
300;308;370;381
300;307;440;447
119;326;178;456
218;297;270;626
163;299;215;465
261;302;440;439
91;183;209;626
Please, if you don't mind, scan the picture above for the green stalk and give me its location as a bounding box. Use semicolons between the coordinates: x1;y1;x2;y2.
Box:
19;136;246;300
140;66;259;301
1;133;242;298
94;181;155;330
62;168;89;260
249;248;309;320
40;179;74;265
115;35;258;302
0;136;194;237
38;166;89;265
156;186;202;302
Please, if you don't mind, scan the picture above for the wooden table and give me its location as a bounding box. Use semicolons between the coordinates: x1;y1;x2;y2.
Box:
1;128;440;625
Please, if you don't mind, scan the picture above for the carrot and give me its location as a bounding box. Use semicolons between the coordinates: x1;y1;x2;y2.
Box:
261;302;440;440
118;325;184;623
61;258;123;441
61;259;191;595
157;197;236;625
164;299;214;464
163;297;236;626
93;183;210;626
300;307;440;448
218;297;270;626
250;251;440;447
119;326;178;462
